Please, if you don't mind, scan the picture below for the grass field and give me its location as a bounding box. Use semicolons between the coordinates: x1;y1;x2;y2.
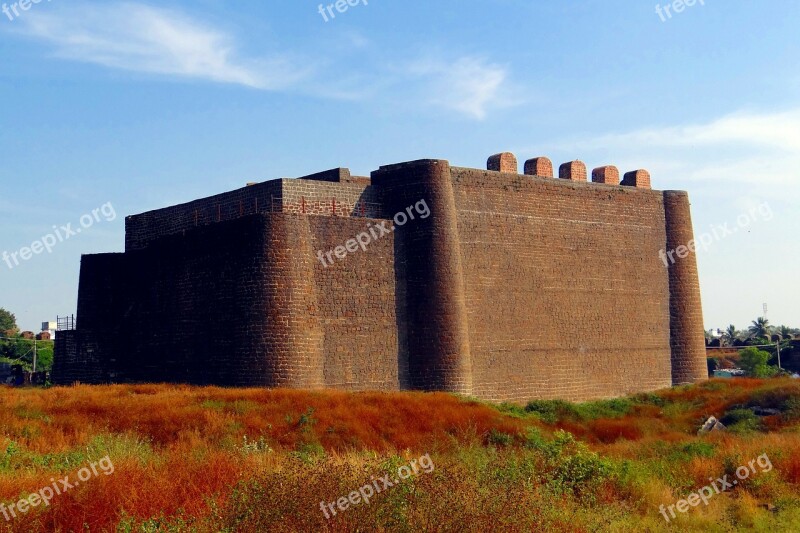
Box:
2;378;800;532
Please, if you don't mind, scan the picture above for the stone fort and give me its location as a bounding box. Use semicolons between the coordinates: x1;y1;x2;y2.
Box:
53;154;708;402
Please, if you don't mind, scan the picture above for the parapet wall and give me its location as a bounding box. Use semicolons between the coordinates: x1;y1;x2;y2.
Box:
125;172;379;251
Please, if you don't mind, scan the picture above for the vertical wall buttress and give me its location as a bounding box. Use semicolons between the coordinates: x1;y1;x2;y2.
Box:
372;160;473;394
663;191;708;384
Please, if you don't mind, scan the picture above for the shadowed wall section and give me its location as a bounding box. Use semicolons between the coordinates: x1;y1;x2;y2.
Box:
372;160;473;394
261;214;325;388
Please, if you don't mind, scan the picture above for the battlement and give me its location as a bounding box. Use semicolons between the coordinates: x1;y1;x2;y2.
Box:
487;152;651;189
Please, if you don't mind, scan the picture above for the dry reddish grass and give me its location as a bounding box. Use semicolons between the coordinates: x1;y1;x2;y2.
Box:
2;379;800;532
0;385;524;454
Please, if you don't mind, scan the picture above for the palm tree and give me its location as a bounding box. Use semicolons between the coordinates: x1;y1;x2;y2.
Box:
778;325;792;339
748;317;770;340
722;325;739;346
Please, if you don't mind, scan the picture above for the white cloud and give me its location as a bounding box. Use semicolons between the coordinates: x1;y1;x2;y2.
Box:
558;109;800;152
536;108;800;191
16;2;308;90
406;57;516;120
11;3;521;118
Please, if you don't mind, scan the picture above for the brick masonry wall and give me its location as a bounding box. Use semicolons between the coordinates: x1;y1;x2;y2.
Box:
52;254;127;384
451;167;674;402
59;211;402;390
57;159;706;402
308;215;401;390
115;215;285;386
51;331;83;383
125;180;282;251
125;178;381;251
280;179;380;218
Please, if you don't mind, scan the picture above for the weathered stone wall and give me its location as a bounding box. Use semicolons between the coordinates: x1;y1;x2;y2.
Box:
307;216;402;390
451;167;674;402
281;179;380;218
56;212;403;390
372;160;473;394
125;175;380;252
124;181;283;252
56;156;707;402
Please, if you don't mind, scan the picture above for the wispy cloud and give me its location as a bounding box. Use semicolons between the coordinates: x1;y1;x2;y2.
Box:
16;2;308;90
11;3;522;119
405;57;518;120
536;108;800;191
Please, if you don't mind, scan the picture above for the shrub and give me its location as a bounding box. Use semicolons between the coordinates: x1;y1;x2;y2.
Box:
721;408;762;433
575;398;633;420
631;392;666;407
524;398;633;423
524;399;576;423
539;431;615;500
785;396;800;422
739;347;779;378
487;429;514;447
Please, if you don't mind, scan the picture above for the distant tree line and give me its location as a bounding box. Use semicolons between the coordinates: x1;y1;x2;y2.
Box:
0;307;54;372
707;317;800;378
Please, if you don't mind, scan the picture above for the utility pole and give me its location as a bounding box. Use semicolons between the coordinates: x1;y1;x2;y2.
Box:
33;338;37;373
777;337;782;370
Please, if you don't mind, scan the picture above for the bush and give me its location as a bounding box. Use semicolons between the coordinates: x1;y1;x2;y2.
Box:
739;347;779;378
487;429;514;447
785;396;800;422
721;408;762;433
524;399;576;423
527;430;614;500
524;398;633;423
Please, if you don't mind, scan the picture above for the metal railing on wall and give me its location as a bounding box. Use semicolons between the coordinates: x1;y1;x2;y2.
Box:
57;315;76;331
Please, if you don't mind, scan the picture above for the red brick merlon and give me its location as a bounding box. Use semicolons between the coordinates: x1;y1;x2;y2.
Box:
524;157;554;178
591;165;620;185
622;169;652;189
487;152;518;173
559;160;587;181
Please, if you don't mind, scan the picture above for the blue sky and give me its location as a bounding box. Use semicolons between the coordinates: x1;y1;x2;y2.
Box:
0;0;798;333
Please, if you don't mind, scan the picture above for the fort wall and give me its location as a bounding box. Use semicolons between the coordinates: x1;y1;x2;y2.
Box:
451;167;673;401
308;216;401;390
55;155;708;402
